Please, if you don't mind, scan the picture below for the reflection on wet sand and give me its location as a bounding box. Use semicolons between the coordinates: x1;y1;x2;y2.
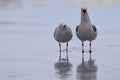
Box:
54;51;73;80
76;52;97;80
58;50;69;62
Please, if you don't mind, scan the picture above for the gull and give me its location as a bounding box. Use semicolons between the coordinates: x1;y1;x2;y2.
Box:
54;23;73;52
76;8;97;52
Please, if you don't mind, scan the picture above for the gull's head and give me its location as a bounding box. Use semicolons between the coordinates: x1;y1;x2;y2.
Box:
63;24;67;28
81;8;87;14
59;23;67;30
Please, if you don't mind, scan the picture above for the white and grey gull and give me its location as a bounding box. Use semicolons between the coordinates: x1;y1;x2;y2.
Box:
54;23;73;52
76;8;97;52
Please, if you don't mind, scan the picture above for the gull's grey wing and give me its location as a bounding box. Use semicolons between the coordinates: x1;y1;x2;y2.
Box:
92;25;97;32
54;27;57;37
76;25;79;32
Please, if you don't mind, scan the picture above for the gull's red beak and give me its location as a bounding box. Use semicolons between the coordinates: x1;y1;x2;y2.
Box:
82;8;87;14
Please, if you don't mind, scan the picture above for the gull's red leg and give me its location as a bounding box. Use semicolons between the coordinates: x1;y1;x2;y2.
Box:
66;42;68;52
89;51;92;65
89;41;92;52
59;42;61;52
59;51;61;63
82;41;84;52
66;51;69;62
82;51;84;61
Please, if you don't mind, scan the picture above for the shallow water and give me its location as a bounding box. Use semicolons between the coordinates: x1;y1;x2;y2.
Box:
0;4;120;80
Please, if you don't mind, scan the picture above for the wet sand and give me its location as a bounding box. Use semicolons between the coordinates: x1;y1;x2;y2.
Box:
0;5;120;80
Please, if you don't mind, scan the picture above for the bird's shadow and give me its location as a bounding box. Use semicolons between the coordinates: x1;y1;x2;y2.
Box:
54;51;73;80
76;52;98;80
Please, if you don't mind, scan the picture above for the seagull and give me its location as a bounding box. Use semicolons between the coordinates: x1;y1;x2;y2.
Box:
76;8;97;52
54;23;73;52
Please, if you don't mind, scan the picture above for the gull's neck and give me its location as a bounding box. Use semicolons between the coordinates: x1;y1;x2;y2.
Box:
81;11;91;24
